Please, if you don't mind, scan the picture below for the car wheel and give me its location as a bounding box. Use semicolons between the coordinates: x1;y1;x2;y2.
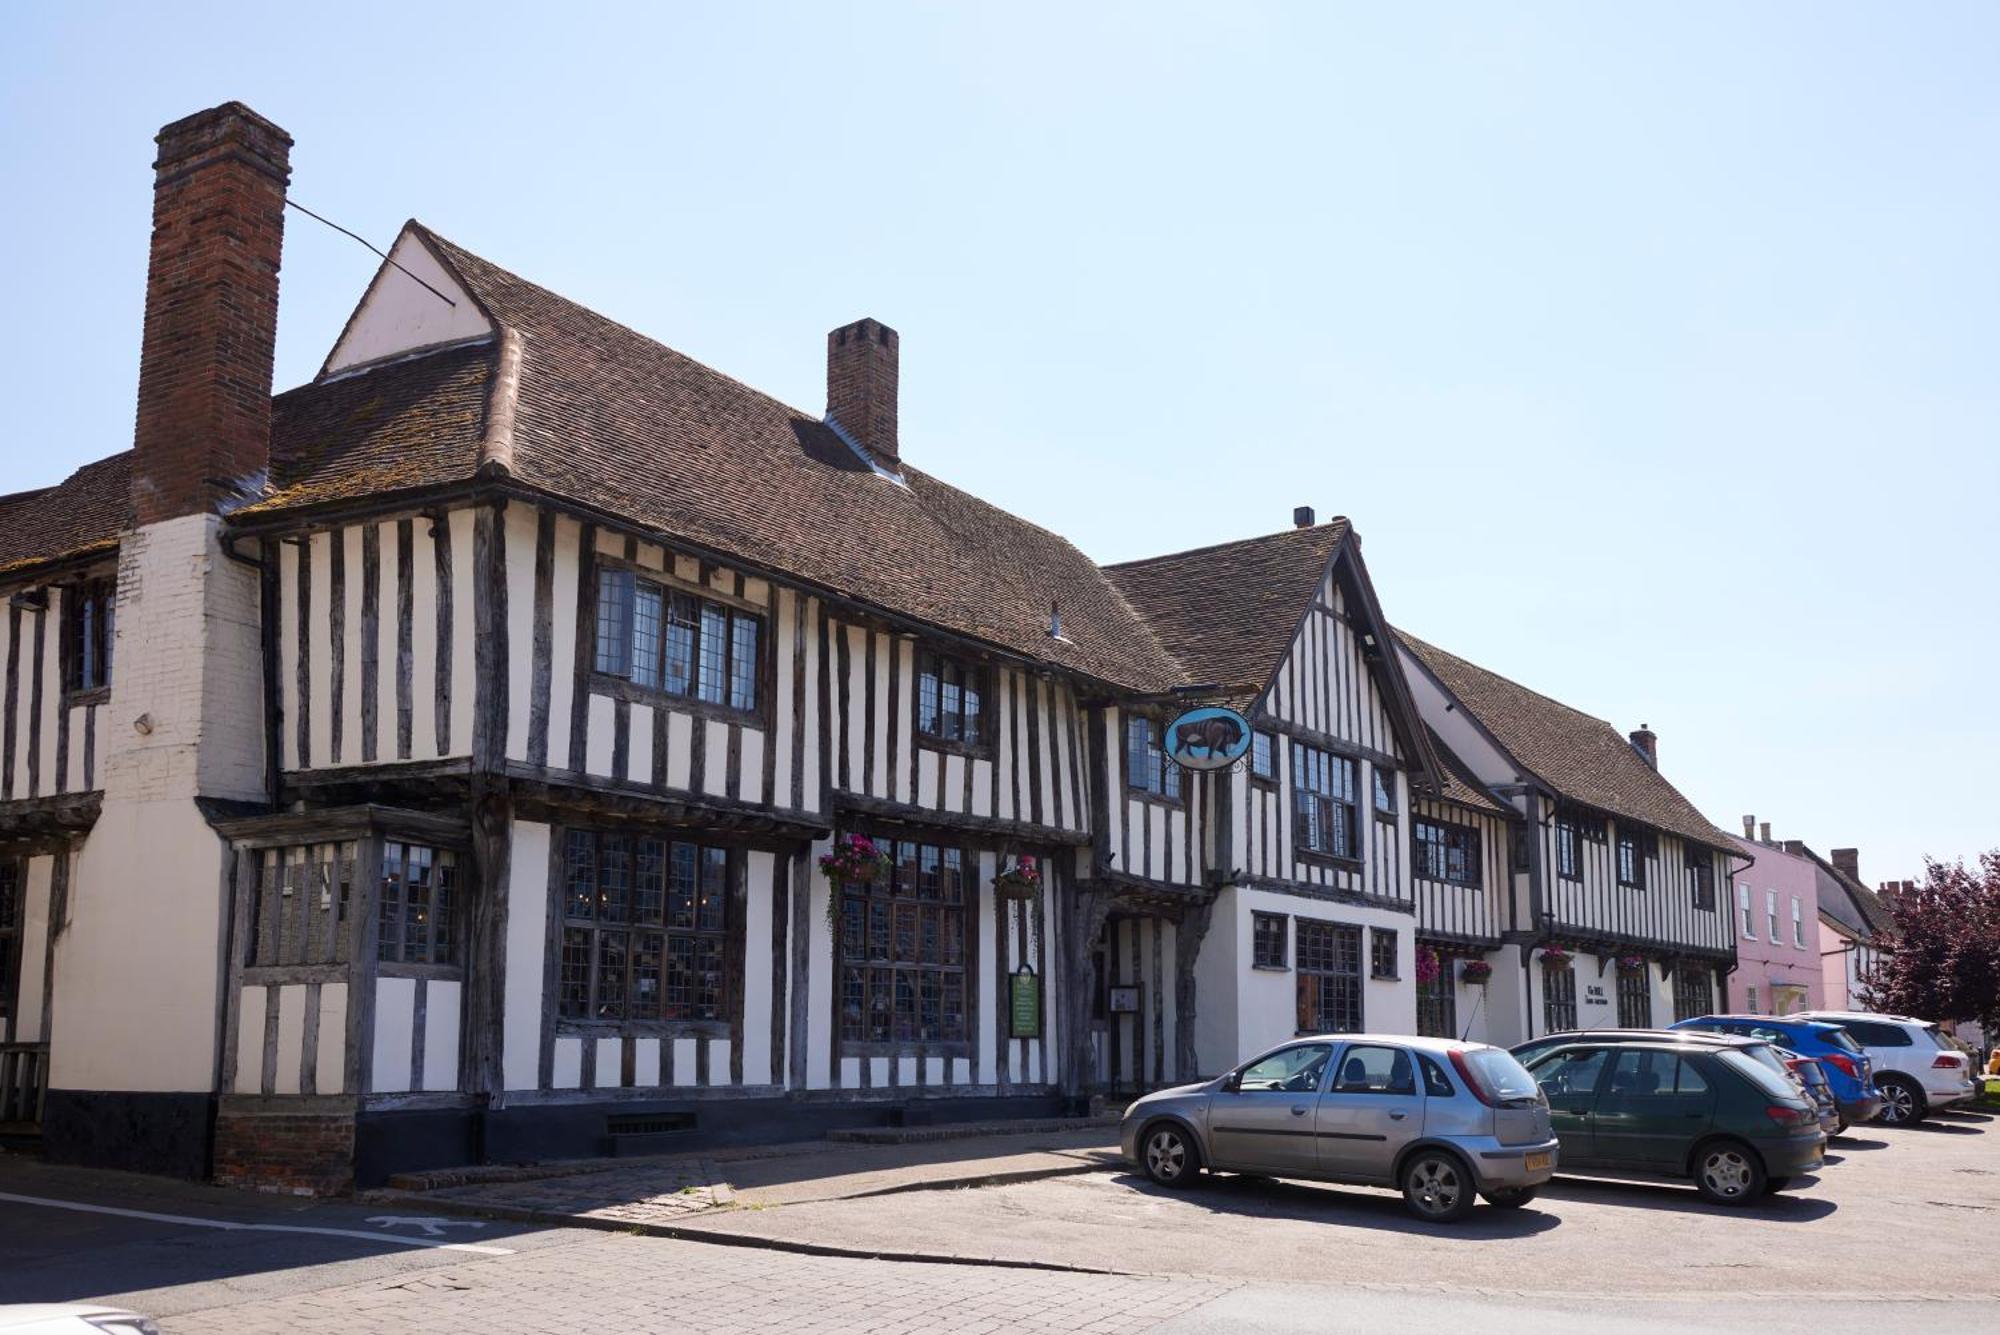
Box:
1874;1075;1926;1125
1482;1186;1538;1209
1140;1122;1201;1188
1692;1139;1767;1205
1400;1149;1477;1223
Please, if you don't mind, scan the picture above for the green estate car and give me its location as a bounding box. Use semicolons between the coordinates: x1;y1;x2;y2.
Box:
1522;1039;1825;1205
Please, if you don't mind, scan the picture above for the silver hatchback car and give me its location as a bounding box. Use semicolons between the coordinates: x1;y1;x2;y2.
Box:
1120;1034;1559;1222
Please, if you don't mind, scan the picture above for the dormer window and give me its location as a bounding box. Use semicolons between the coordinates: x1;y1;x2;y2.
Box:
64;577;114;696
917;651;984;746
595;568;760;713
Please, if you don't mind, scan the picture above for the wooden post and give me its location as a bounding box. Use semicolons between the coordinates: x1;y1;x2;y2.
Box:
462;783;512;1102
1059;880;1115;1101
1173;893;1216;1081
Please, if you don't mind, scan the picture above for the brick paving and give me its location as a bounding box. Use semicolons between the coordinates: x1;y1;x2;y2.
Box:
162;1232;1231;1334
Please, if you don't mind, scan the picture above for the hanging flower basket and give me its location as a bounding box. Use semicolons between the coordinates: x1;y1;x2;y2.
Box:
1415;946;1441;985
993;855;1041;902
1616;953;1648;974
819;834;890;932
819;833;890;888
1461;959;1493;985
1540;945;1573;969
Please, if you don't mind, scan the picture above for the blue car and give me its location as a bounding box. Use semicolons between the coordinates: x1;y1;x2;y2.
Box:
1671;1015;1882;1130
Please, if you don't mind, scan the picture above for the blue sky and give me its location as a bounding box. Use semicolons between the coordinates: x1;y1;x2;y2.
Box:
5;2;1995;882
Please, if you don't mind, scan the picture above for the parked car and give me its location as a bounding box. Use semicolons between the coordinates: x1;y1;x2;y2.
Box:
1120;1034;1559;1222
1514;1029;1807;1103
1790;1010;1978;1124
1670;1015;1882;1130
1520;1038;1824;1204
0;1307;158;1335
1774;1049;1842;1136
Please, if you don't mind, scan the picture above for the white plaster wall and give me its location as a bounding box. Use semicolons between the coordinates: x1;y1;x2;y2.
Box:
52;515;263;1093
234;984;266;1094
323;230;493;374
272;985;306;1095
424;980;462;1092
11;857;53;1044
316;982;348;1095
372;976;417;1094
741;851;775;1085
502;821;551;1091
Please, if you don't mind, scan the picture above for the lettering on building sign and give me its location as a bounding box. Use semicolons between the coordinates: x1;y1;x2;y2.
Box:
1584;984;1608;1004
1010;968;1042;1039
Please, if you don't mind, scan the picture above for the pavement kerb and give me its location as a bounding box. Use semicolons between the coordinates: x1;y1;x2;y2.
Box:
360;1159;1118;1273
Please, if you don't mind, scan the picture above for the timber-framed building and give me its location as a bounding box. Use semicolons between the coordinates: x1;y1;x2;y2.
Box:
1;102;1747;1190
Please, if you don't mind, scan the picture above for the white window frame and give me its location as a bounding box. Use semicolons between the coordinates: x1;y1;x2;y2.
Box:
1766;889;1779;943
1738;882;1755;939
1790;896;1804;948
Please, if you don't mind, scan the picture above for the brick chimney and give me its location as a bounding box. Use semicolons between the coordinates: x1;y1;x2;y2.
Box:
1741;815;1755;840
1628;724;1657;769
130;102;291;524
1294;506;1316;528
1831;848;1861;882
827;317;898;466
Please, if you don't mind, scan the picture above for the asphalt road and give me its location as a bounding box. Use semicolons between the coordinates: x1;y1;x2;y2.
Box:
1;1105;1995;1333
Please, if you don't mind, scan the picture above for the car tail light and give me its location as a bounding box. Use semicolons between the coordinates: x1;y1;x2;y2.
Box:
1932;1053;1963;1069
1448;1049;1496;1106
1765;1104;1812;1128
1821;1052;1859;1080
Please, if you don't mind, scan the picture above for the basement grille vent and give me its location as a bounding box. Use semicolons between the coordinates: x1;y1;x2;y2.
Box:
606;1112;697;1137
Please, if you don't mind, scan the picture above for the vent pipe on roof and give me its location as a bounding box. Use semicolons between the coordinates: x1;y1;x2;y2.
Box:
1293;506;1315;529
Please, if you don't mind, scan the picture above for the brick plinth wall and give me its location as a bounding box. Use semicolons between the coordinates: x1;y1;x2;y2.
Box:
213;1100;357;1197
131;101;291;524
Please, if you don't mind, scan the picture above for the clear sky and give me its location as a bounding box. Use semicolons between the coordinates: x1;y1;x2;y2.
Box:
5;3;1994;882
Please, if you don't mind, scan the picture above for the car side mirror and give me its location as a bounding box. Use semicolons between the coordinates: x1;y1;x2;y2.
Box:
1220;1071;1242;1093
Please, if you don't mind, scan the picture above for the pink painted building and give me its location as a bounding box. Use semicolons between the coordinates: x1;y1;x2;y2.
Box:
1727;819;1824;1014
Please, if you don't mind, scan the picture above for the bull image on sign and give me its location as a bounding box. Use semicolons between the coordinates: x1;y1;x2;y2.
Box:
1164;705;1253;771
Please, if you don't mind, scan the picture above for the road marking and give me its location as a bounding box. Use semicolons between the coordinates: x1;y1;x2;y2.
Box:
0;1191;515;1255
365;1214;488;1236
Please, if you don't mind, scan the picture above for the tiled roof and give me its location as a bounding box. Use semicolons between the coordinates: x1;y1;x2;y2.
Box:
0;453;132;578
263;342;494;511
1788;842;1897;940
1398;630;1738;854
1104;523;1349;706
250;224;1186;692
1423;727;1510;816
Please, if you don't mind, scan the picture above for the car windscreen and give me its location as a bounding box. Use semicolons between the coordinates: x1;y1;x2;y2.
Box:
1716;1049;1801;1100
1737;1043;1794;1081
1461;1048;1540;1102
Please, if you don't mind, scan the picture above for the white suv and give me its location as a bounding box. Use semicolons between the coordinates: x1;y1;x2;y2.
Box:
1792;1011;1976;1124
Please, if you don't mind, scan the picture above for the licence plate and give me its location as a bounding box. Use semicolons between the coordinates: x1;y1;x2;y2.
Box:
1524;1152;1553;1171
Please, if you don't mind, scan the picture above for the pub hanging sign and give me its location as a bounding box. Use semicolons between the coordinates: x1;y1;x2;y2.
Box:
1009;967;1042;1039
1163;705;1253;772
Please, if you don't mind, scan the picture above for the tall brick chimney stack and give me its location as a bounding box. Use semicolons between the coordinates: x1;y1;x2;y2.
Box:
1628;724;1658;769
130;102;291;524
827;317;899;466
1831;848;1861;882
